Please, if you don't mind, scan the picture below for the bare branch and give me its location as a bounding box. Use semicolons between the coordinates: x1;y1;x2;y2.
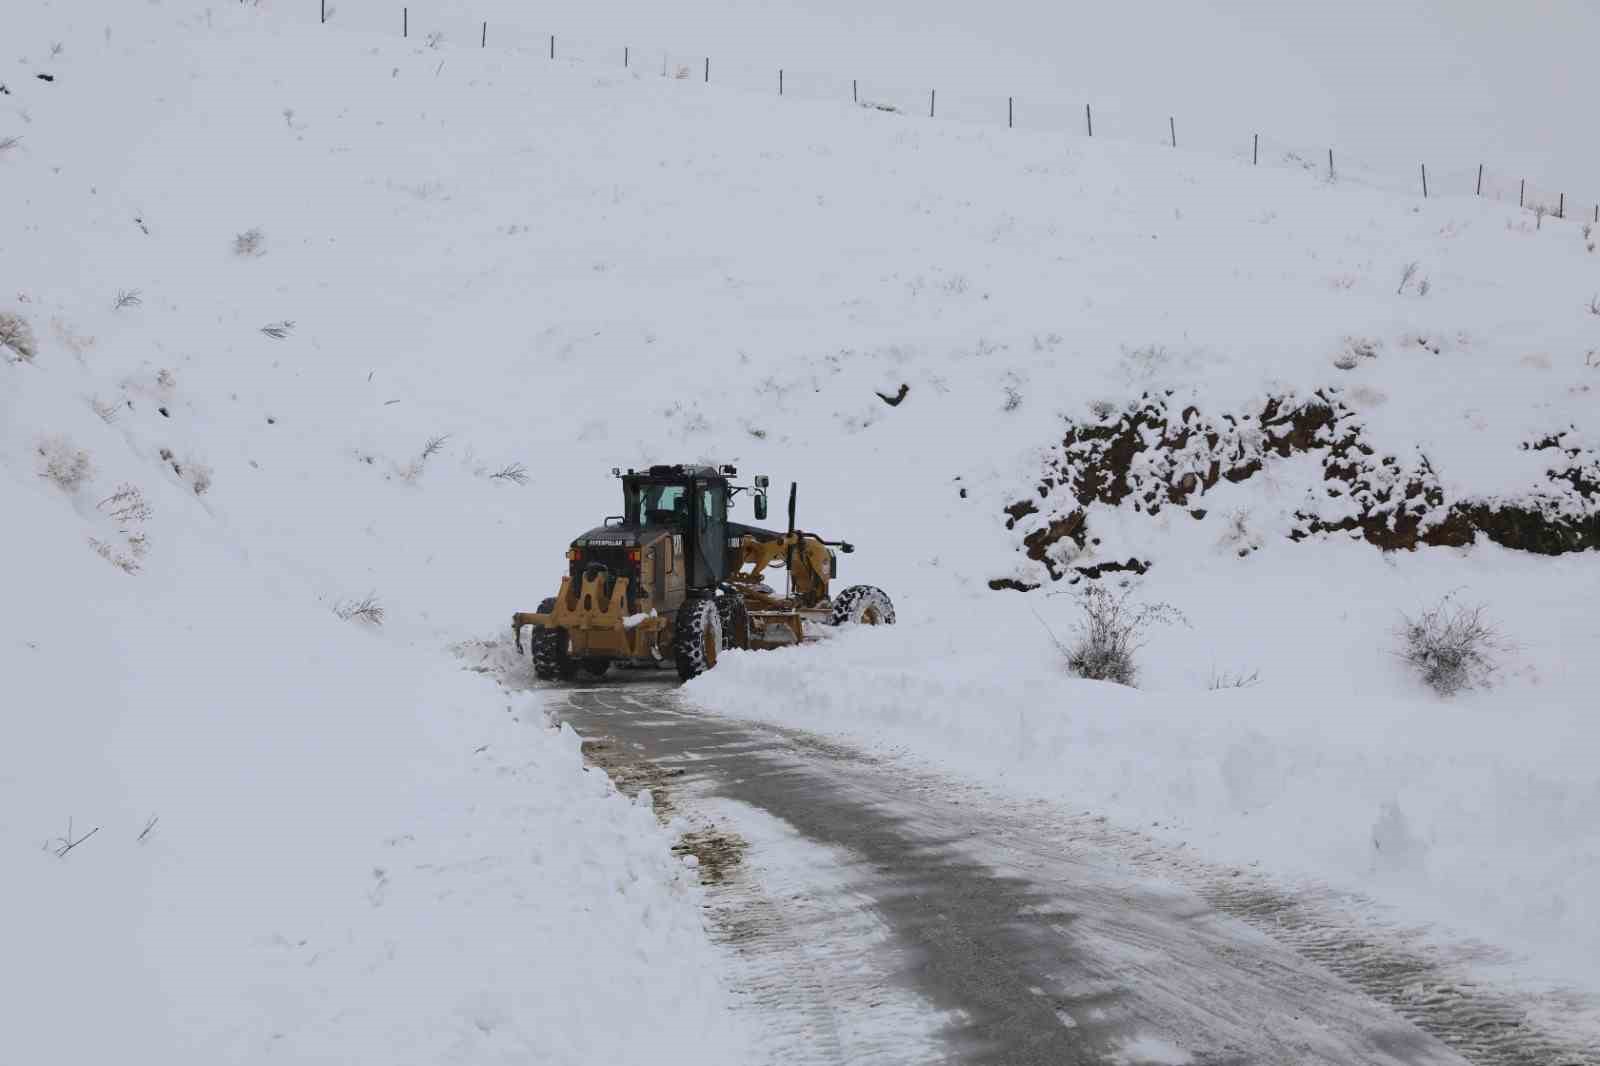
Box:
1396;261;1419;295
1208;667;1261;690
489;462;528;485
53;817;101;858
333;593;385;626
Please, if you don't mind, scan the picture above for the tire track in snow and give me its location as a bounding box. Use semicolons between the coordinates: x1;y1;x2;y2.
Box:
567;685;953;1065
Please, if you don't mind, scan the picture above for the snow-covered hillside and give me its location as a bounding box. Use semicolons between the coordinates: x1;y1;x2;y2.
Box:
2;6;754;1064
3;0;1598;1059
350;0;1600;195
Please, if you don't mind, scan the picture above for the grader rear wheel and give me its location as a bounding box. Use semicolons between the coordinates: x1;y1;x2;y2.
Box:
830;585;896;627
674;597;723;681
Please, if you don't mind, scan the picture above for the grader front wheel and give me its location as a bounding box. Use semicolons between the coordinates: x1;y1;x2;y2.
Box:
530;597;580;681
715;585;751;650
830;585;896;627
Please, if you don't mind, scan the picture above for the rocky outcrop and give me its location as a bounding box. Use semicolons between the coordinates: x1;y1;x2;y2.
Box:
996;391;1598;586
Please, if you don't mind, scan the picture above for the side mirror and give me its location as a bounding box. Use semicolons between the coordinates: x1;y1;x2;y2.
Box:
754;491;768;521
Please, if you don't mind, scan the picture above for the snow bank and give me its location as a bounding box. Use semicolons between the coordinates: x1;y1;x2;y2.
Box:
1;403;743;1062
1;6;746;1063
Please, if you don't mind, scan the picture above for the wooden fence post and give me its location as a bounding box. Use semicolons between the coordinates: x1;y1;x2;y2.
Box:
1328;148;1335;181
1559;192;1565;219
480;21;486;48
1519;178;1525;208
704;57;709;83
1253;132;1258;165
1085;103;1093;137
779;69;783;95
1476;163;1483;196
624;46;629;68
852;79;858;104
1169;116;1175;148
1421;163;1428;198
929;89;935;118
402;7;407;37
549;34;554;60
320;0;325;24
1008;96;1013;129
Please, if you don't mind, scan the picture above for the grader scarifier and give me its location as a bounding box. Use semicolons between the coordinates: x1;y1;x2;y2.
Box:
512;464;894;682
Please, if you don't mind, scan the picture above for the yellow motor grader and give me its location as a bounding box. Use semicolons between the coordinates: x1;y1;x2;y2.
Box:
512;464;894;681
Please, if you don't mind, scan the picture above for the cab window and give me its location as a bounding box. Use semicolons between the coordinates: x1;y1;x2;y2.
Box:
701;488;723;528
634;484;688;525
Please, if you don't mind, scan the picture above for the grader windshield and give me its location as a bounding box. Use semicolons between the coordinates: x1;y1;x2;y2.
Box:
627;483;690;527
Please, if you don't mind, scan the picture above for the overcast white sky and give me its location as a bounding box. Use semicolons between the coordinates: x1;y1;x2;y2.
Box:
376;0;1600;197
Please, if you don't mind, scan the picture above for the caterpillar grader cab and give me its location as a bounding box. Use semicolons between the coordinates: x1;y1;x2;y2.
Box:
511;464;894;682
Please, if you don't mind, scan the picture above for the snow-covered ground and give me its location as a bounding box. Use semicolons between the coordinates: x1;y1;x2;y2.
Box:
3;0;1598;1058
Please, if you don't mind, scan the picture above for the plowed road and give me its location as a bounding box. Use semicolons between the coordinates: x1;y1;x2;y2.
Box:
552;675;1593;1066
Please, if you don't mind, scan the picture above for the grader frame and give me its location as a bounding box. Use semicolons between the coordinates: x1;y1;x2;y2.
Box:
510;465;892;681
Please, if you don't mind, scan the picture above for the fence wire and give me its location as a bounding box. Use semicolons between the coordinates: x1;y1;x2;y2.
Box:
314;0;1595;224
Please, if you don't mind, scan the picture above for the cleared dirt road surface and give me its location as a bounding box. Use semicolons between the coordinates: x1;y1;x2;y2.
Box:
550;674;1595;1066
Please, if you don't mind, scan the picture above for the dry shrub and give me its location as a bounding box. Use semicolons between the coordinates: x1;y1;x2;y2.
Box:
1040;585;1186;687
1397;593;1503;696
90;534;148;574
89;484;152;572
98;484;153;523
334;594;385;625
1;311;37;362
37;436;93;491
233;228;266;257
